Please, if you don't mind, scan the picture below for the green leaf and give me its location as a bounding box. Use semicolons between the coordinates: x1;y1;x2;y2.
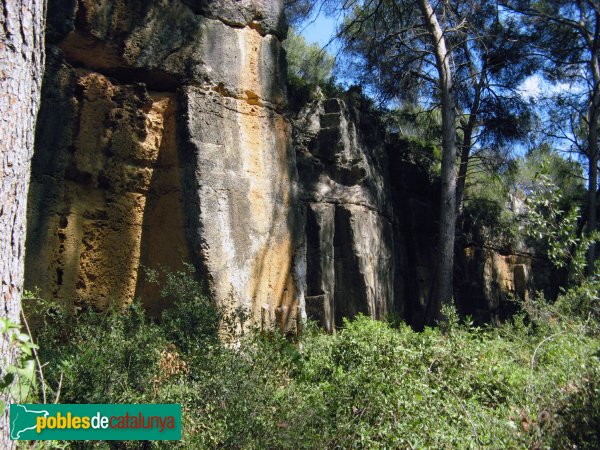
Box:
10;359;36;402
16;332;30;343
0;372;15;389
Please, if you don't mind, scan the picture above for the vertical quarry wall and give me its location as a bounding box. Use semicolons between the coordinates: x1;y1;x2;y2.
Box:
25;0;546;329
293;96;549;328
293;98;395;331
26;66;186;314
26;0;300;328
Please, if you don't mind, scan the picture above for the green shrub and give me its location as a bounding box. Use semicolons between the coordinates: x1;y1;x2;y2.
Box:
25;268;599;449
546;359;600;450
146;265;221;354
36;301;166;404
0;315;38;409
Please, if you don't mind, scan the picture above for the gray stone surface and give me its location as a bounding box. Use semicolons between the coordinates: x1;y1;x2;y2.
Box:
181;0;287;37
178;86;300;327
294;97;396;327
49;0;287;107
304;203;335;331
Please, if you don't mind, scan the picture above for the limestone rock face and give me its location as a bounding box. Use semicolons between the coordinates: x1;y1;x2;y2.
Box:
455;246;553;324
386;139;440;326
26;56;188;314
294;98;395;331
26;0;549;330
178;86;300;328
457;247;532;322
292;97;546;328
50;0;287;106
26;0;298;326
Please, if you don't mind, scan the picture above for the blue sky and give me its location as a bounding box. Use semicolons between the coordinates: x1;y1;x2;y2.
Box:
297;11;355;87
298;11;339;50
296;10;571;99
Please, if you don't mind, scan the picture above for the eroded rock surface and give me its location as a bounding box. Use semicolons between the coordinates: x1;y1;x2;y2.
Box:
26;0;549;330
26;61;187;313
293;96;547;328
455;245;554;324
294;98;395;331
26;0;299;327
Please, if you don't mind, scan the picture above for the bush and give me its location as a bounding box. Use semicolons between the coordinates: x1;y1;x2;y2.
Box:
146;265;221;354
547;359;600;450
36;301;167;404
26;269;599;449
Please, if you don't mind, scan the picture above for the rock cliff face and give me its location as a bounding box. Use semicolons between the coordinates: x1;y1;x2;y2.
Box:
293;98;395;332
292;97;549;328
25;0;545;329
26;0;299;328
455;245;554;324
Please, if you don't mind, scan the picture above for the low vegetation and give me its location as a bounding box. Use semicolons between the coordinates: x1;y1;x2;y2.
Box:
4;94;597;450
10;263;597;449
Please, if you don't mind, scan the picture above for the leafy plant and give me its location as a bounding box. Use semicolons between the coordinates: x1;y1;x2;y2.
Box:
24;266;600;449
146;264;221;354
525;170;599;285
0;317;37;410
284;29;335;88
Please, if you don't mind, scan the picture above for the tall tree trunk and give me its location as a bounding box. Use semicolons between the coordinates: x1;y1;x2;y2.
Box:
418;0;457;323
0;0;46;446
588;149;598;273
586;54;600;275
456;60;484;214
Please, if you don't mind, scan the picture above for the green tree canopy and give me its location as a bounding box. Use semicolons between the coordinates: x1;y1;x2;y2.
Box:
501;0;600;273
283;29;335;88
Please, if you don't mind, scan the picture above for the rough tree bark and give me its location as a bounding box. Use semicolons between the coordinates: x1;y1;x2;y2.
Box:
0;0;46;446
417;0;458;323
586;55;599;275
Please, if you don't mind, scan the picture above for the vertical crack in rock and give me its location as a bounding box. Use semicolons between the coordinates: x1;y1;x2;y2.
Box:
333;204;369;327
304;203;335;332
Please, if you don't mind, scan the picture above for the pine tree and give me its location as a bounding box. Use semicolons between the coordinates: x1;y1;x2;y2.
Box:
0;0;47;445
